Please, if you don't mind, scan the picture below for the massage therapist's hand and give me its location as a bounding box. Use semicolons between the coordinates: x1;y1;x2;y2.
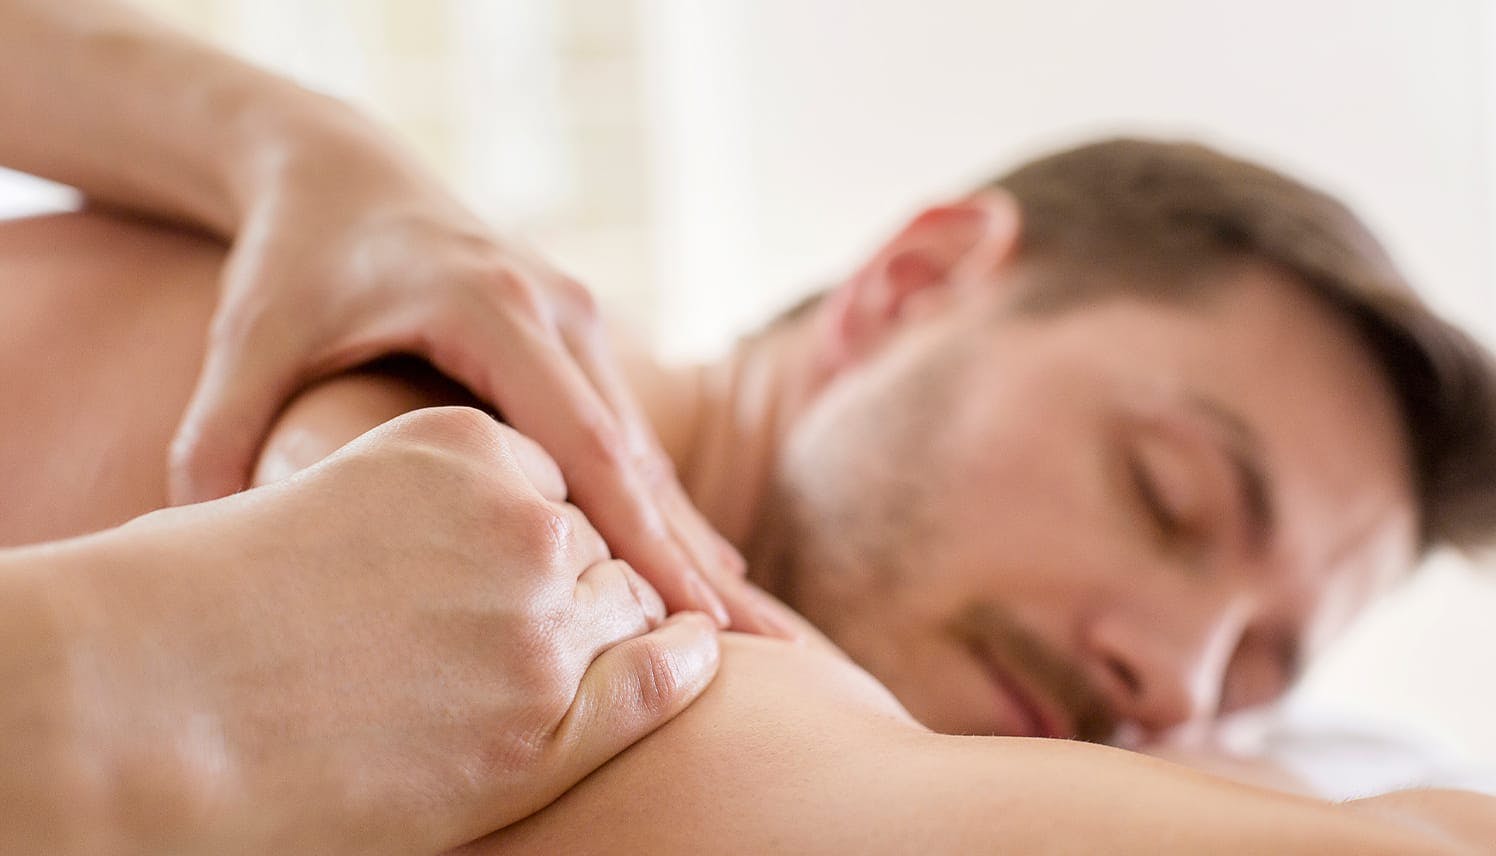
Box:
0;0;744;628
4;407;720;855
166;105;763;632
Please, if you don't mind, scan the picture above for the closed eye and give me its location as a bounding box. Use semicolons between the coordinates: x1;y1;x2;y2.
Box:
1127;452;1182;539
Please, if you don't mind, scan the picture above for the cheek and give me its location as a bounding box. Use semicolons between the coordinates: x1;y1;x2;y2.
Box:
932;402;1125;591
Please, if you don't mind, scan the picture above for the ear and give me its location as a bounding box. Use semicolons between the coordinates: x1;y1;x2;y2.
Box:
814;188;1021;368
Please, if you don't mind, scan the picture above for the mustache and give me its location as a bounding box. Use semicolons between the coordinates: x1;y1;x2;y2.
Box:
949;602;1118;743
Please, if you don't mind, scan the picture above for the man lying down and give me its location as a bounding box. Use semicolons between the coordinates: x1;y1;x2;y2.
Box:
4;138;1495;853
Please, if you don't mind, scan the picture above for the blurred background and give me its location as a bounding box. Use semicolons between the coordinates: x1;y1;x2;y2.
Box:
3;0;1494;778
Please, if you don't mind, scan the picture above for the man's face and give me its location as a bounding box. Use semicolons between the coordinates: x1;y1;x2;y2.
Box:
763;264;1416;743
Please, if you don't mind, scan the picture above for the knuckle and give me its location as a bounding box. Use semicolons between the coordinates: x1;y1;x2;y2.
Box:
506;500;574;565
166;420;207;471
611;560;664;622
554;275;600;324
575;416;632;474
632;447;678;491
627;638;683;720
206;295;280;351
477;266;547;323
391;406;506;460
534;504;575;560
417;295;471;351
564;501;608;552
500;427;569;492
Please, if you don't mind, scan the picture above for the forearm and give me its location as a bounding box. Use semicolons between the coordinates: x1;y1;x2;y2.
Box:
0;541;124;854
0;532;253;856
0;0;374;234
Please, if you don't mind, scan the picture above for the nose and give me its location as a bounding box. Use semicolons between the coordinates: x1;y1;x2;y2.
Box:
1084;592;1254;739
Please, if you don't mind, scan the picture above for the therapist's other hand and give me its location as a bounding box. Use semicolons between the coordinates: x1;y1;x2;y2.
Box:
72;407;719;855
165;117;754;630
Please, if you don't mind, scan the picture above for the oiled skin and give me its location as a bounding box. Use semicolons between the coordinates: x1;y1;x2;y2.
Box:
0;212;1487;855
0;212;463;545
0;213;219;545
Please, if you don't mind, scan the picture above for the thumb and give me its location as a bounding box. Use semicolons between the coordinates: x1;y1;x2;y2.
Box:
551;611;720;781
168;321;307;505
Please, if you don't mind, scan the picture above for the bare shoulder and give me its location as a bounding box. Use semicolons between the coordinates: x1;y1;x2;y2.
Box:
455;630;1480;856
456;633;924;856
678;631;922;738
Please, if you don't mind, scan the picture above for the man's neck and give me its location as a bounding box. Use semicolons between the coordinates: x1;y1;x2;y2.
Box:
613;315;828;580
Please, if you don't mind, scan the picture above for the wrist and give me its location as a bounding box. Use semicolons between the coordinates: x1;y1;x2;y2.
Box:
208;74;360;233
60;14;310;239
220;83;437;235
105;22;401;239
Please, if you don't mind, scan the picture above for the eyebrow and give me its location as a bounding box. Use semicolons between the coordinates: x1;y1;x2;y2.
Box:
1186;395;1277;557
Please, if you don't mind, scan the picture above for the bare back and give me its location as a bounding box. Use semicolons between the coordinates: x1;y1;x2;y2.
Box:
0;212;221;545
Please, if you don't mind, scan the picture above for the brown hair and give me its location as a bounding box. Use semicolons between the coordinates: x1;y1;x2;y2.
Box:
991;138;1496;554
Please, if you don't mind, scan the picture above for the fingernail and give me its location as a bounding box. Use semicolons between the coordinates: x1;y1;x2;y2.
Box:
667;610;718;632
733;584;804;642
712;532;747;577
747;600;804;642
689;573;731;628
661;612;722;686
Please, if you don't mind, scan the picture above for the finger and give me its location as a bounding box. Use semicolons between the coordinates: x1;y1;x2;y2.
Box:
169;310;311;505
434;314;729;625
485;422;567;503
564;325;747;584
546;500;612;573
572;559;668;651
711;581;794;640
678;532;807;639
653;476;796;638
648;469;807;638
550;611;719;783
660;475;747;579
365;407;595;561
709;574;817;642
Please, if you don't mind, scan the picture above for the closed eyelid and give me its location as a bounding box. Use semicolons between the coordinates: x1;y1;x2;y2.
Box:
1184;396;1277;556
1126;450;1177;536
1130;404;1270;564
1128;428;1212;540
